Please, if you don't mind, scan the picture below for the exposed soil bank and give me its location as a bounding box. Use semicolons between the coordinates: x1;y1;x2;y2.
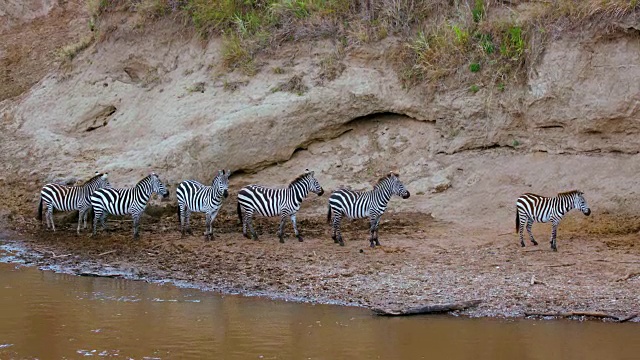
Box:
2;208;638;322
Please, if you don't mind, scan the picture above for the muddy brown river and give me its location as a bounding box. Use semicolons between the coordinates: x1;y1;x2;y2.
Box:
1;245;639;359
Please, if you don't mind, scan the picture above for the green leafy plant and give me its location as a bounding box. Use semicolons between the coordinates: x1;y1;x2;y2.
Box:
470;84;480;93
469;62;480;73
472;0;484;23
500;25;525;61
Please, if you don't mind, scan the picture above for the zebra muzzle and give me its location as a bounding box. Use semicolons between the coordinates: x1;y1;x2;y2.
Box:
402;191;410;199
317;188;324;196
223;190;229;198
584;208;591;216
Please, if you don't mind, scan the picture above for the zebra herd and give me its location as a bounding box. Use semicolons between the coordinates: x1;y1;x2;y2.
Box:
37;169;591;251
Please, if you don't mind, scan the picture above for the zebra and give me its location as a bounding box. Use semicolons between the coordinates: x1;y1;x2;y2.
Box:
236;170;324;243
176;169;231;240
516;190;591;251
91;172;169;239
328;172;410;248
37;172;110;234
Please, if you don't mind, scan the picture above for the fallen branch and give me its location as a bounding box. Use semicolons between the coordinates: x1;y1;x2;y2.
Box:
530;275;546;286
618;313;639;323
616;272;640;282
545;263;576;268
372;300;482;316
98;250;117;257
33;248;70;258
525;312;620;320
77;272;124;278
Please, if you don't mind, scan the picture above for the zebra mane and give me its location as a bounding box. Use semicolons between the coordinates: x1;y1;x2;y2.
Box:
82;172;105;185
288;172;311;188
374;172;399;188
558;190;582;197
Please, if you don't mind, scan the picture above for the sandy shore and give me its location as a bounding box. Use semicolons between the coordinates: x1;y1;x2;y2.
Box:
1;209;639;322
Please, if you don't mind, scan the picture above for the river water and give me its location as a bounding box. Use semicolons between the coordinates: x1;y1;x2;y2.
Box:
1;244;639;359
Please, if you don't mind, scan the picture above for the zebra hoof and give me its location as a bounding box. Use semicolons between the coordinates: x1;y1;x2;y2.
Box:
520;242;525;247
369;242;376;248
339;240;344;246
279;238;285;244
532;240;538;246
297;236;304;242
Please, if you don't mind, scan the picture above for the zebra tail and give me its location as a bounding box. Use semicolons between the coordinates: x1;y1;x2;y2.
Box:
37;197;43;221
177;204;181;223
515;209;519;233
327;204;331;224
236;201;242;224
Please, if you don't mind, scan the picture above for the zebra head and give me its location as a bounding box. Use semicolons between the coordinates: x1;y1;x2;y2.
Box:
99;173;111;189
388;172;410;199
212;169;231;198
149;172;170;198
303;169;324;196
573;191;591;216
87;172;111;190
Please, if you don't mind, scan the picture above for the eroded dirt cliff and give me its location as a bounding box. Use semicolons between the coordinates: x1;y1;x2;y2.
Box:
0;1;638;318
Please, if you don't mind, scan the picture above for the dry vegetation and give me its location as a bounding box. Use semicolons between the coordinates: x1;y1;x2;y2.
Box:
71;1;640;88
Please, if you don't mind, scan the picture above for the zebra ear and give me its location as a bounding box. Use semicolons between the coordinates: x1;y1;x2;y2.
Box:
102;173;108;179
226;169;232;178
218;170;224;176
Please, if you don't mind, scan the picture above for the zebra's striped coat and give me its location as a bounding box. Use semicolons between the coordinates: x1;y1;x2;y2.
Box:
328;172;410;248
516;190;591;251
236;170;324;243
176;170;231;239
37;172;110;234
91;173;169;239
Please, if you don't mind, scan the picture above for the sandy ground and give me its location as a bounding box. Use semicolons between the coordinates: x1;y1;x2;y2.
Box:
2;205;639;321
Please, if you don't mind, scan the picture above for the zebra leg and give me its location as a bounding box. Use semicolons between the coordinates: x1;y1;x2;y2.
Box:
92;210;101;236
77;209;85;235
526;220;537;246
100;213;108;231
204;213;212;240
132;213;141;240
332;214;344;246
244;213;258;240
46;204;55;231
373;216;382;246
178;205;185;236
208;209;220;241
83;210;89;229
518;213;526;247
277;214;287;243
242;215;249;239
369;216;377;248
185;209;193;235
550;221;559;252
290;214;303;242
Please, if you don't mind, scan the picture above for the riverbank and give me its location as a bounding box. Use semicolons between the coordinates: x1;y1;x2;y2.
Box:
2;210;638;322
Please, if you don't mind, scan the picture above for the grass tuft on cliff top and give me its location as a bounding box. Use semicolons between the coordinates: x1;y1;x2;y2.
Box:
88;0;640;88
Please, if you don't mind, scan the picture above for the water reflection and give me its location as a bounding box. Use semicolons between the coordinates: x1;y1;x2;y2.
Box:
1;255;639;359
